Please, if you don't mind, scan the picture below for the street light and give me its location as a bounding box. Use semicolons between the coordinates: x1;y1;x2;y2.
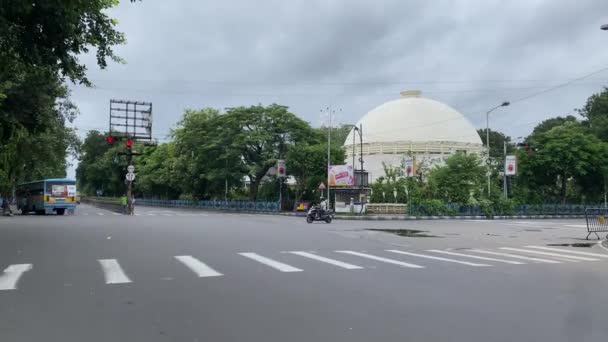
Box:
486;101;510;196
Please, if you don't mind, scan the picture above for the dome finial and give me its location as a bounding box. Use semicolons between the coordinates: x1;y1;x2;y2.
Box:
400;90;421;98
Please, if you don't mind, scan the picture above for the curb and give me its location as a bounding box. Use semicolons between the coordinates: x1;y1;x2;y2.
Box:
331;214;586;221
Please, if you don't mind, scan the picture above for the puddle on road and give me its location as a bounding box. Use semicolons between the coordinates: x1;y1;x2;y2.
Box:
366;228;439;238
547;243;595;248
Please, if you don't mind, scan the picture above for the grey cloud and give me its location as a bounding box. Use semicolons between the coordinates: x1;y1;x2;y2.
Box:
67;0;608;176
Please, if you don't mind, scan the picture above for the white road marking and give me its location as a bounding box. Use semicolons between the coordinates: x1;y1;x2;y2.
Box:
500;247;599;261
134;213;142;216
335;251;424;268
468;249;561;263
0;264;32;290
428;250;525;264
564;224;587;228
525;246;608;258
162;214;172;217
175;255;223;277
146;213;156;216
97;213;105;216
386;250;490;267
197;213;208;216
239;253;303;272
288;251;363;269
112;212;121;216
98;259;132;284
82;213;89;216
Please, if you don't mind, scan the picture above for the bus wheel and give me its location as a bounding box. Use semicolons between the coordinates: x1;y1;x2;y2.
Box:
57;209;65;216
35;210;45;215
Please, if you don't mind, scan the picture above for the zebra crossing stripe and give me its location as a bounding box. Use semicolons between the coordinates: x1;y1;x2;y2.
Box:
500;247;599;261
98;259;132;284
386;250;490;266
239;253;303;272
175;256;223;277
335;251;424;268
0;264;32;290
428;250;526;265
467;249;561;263
288;251;363;269
525;246;608;258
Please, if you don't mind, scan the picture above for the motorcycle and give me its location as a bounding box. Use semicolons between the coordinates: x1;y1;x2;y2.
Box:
306;206;333;224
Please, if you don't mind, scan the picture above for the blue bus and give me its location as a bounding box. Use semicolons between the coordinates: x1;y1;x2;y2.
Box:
16;178;78;215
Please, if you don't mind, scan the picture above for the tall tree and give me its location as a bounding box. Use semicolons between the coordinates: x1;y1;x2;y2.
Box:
222;104;316;200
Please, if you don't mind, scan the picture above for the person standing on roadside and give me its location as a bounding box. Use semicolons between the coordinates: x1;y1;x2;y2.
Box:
120;194;127;214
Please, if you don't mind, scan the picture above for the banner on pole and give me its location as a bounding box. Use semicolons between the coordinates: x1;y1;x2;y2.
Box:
505;155;517;175
403;158;416;177
277;160;286;178
328;165;354;186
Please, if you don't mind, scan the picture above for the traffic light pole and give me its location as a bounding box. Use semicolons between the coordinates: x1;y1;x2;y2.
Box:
126;147;133;215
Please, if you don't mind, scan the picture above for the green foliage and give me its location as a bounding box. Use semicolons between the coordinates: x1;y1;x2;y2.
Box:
579;87;608;142
518;121;608;203
136;143;181;199
0;0;126;193
427;153;485;204
0;0;126;85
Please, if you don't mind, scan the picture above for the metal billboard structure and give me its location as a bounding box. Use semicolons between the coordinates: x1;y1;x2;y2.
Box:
109;99;153;141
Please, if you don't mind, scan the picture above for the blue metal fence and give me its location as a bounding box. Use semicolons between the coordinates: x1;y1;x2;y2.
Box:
136;199;280;213
409;203;596;217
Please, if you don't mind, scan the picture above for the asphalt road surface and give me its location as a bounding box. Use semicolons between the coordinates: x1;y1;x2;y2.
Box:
2;204;608;341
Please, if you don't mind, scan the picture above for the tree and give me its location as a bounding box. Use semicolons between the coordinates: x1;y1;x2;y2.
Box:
0;0;126;85
222;104;316;200
578;88;608;141
1;0;129;192
427;153;485;204
518;121;608;204
477;129;515;157
136;143;181;199
286;141;345;201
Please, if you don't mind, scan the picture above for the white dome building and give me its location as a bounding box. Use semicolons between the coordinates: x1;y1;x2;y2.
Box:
344;91;483;182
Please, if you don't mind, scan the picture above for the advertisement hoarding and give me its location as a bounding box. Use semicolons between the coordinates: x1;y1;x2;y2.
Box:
328;165;354;186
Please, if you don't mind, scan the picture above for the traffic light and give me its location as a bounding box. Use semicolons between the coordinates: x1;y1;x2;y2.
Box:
106;135;115;144
126;147;132;159
125;139;133;148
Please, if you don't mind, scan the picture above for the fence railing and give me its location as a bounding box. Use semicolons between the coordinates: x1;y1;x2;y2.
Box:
367;203;599;217
135;199;280;213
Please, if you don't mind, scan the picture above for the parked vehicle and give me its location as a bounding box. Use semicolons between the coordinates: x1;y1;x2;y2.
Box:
306;205;333;223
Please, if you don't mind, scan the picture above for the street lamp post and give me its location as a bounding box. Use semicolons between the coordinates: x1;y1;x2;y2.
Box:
486;101;510;197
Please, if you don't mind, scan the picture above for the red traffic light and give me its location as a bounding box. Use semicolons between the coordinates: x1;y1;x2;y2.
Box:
106;135;115;144
125;139;133;148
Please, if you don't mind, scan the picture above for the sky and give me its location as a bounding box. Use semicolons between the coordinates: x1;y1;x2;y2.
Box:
67;0;608;177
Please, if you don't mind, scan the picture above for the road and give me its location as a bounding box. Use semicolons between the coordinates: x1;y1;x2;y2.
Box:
2;204;608;341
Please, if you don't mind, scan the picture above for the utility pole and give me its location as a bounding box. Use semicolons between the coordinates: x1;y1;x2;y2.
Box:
485;101;510;197
503;140;507;199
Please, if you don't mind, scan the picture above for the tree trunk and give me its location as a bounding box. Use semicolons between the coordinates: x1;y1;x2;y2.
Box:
249;179;260;201
560;173;567;204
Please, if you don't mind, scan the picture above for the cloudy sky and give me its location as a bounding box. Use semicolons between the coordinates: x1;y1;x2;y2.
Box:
68;0;608;176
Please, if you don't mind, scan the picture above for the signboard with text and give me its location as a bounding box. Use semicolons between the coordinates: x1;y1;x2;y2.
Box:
328;165;354;186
